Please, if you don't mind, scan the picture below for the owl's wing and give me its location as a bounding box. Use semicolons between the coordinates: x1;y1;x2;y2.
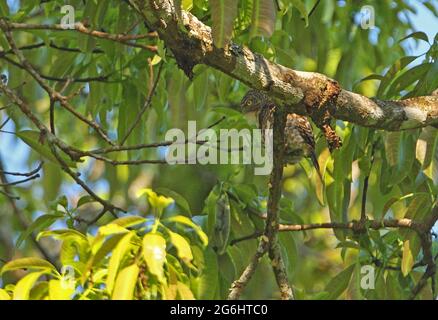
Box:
258;104;275;130
287;114;315;149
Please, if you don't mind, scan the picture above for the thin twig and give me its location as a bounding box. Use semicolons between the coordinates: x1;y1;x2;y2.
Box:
228;238;269;300
0;174;40;187
0;154;58;267
3;21;157;52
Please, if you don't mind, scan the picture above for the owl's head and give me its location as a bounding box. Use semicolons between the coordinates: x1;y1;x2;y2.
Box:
240;89;269;114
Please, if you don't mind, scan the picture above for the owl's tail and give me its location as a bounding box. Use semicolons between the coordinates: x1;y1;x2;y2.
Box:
310;151;323;183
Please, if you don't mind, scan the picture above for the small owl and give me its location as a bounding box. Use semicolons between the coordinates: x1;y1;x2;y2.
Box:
241;89;321;177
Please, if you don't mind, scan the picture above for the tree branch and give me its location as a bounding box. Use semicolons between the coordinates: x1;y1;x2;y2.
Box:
3;22;157;52
131;0;438;130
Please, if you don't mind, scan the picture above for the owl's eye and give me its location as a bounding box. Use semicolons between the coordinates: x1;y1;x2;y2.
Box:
246;100;252;106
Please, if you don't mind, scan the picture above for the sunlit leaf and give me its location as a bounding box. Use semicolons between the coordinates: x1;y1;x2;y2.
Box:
13;272;45;300
163;215;208;246
1;258;56;275
142;233;167;282
111;264;139;300
48;280;74;300
106;232;135;294
168;231;193;263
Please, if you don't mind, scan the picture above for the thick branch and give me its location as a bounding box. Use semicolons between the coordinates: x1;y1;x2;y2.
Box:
132;0;438;130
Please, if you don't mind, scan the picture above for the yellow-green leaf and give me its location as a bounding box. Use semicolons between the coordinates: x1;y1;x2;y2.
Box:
163;215;208;246
111;215;147;228
1;258;56;275
401;240;414;276
106;232;135;294
142;233;167;282
0;289;11;300
111;264;139;300
168;231;193;263
13;272;45;300
98;223;129;236
177;281;195;300
48;279;74;300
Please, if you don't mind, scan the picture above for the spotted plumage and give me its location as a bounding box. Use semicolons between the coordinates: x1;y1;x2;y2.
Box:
241;89;321;177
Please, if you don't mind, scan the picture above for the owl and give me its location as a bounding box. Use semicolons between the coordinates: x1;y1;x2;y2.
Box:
241;89;321;178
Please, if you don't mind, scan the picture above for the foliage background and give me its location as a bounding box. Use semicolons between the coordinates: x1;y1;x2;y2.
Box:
0;0;437;300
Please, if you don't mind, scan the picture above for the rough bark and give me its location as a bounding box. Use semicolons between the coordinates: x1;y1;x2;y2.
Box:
130;0;438;130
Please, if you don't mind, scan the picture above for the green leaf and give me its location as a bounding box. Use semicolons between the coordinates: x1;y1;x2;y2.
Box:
400;31;429;43
163;215;208;246
16;130;77;168
16;213;63;248
279;232;298;279
156;187;192;217
168;231;193;263
111;215;147;228
0;0;9;16
211;193;231;255
251;0;277;38
106;232;135;294
387;63;431;97
291;0;308;26
142;233;167;282
1;258;56;275
76;195;96;208
13;272;45;300
177;281;195;299
37;229;87;243
192;66;209;111
210;0;238;48
194;247;218;299
324;264;355;300
111;264;139;300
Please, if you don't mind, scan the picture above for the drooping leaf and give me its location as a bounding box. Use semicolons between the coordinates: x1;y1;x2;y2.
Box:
16;213;63;248
211;193;231;255
142;233;167;282
111;264;139;300
194;247;218;299
163;215;208;246
106;232;134;294
1;258;56;275
168;231;193;263
210;0;238;48
0;289;10;300
13;272;45;300
401;240;414;277
399;31;429;43
324;264;355;300
16;130;77;167
250;0;277;38
156;187;192;217
176;281;195;300
291;0;308;26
